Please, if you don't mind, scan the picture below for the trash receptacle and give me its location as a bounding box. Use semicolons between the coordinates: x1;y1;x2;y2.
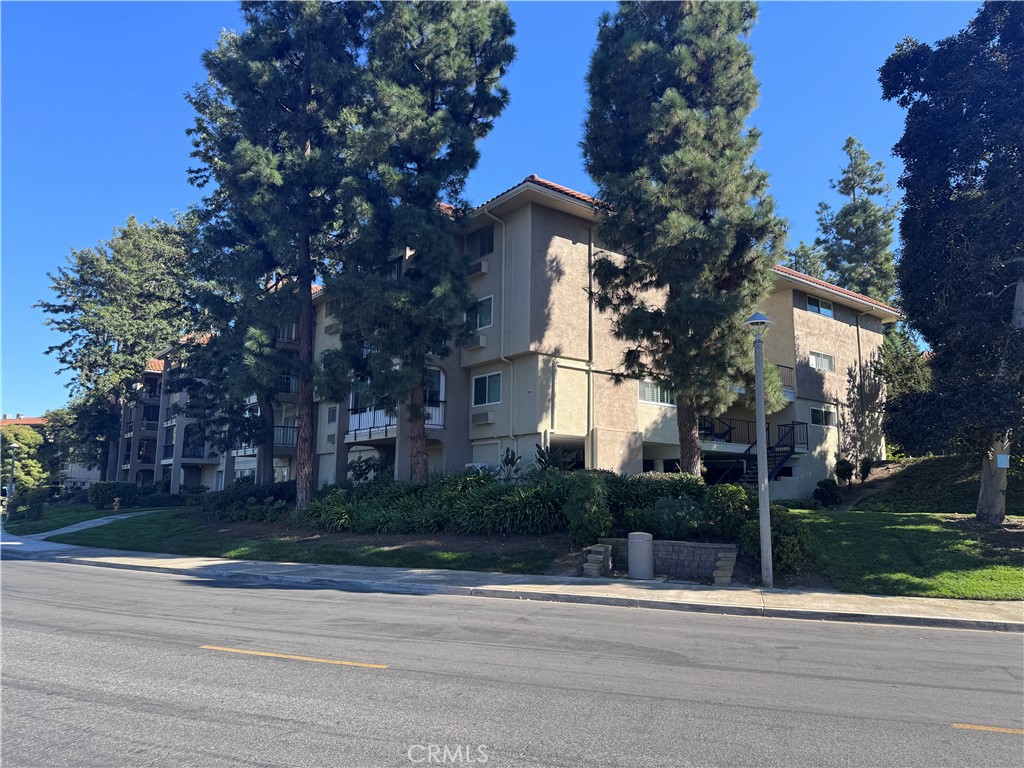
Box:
628;532;654;580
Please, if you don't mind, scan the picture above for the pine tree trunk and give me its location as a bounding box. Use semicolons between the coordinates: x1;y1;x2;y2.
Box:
103;439;118;483
256;393;275;486
295;261;315;509
676;400;702;476
408;380;428;485
976;433;1010;525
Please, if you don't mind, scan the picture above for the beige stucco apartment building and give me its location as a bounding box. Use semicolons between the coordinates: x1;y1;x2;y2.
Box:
135;175;897;499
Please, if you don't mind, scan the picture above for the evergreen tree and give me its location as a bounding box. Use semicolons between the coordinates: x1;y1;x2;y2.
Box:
36;216;196;480
582;1;786;475
1;425;49;494
324;1;515;484
815;136;898;302
785;241;826;279
187;1;367;506
880;1;1023;524
43;396;118;478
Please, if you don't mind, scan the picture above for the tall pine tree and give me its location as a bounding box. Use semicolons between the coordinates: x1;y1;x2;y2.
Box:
582;1;785;475
881;1;1023;524
187;1;367;507
815;136;898;302
324;1;515;484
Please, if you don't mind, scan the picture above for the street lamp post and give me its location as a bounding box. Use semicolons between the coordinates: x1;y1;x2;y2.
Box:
744;313;774;588
7;441;20;502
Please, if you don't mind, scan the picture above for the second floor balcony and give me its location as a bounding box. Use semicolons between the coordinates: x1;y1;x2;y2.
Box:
346;401;445;440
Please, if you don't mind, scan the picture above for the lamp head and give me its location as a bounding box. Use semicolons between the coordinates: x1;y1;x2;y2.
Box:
744;312;773;335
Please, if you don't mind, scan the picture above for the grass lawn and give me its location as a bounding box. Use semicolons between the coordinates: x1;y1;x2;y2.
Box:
48;509;563;575
3;503;173;537
861;456;1024;514
790;507;1024;600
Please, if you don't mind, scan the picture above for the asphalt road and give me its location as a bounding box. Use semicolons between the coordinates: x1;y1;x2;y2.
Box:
2;561;1022;768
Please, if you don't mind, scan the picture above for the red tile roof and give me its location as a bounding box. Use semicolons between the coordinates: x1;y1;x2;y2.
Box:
145;358;165;373
772;264;898;314
1;417;46;427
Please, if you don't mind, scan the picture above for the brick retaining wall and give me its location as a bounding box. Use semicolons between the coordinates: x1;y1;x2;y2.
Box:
599;538;737;581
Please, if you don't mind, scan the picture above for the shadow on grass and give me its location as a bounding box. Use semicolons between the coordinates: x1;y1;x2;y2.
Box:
791;508;1024;600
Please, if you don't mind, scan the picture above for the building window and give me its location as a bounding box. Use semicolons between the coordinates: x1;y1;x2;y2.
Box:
810;407;837;427
425;368;444;405
327;406;337;424
475;296;493;330
473;372;501;406
350;380;370;414
326;300;338;318
467;225;494;259
809;351;836;373
807;296;834;318
638;380;675;406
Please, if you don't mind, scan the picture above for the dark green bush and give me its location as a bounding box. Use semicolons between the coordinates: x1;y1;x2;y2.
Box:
704;484;752;538
834;458;855;487
193;479;295;518
88;482;140;510
626;495;708;540
813;479;843;508
858;457;873;484
295;487;350;531
140;492;186;507
606;472;706;525
739;503;811;576
562;473;612;547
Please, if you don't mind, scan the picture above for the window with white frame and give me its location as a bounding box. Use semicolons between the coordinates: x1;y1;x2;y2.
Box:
809;351;836;373
473;372;501;406
638;380;675;406
475;296;493;330
807;296;834;318
810;406;837;427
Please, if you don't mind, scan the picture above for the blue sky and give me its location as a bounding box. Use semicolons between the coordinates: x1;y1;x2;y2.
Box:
1;1;979;417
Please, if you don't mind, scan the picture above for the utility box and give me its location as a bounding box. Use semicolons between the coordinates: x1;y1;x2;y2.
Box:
628;532;654;580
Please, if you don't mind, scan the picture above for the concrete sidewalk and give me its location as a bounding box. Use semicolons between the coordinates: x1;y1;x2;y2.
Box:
2;514;1022;632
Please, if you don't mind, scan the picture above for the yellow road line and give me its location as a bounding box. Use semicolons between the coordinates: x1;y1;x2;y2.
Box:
951;723;1024;735
200;645;388;669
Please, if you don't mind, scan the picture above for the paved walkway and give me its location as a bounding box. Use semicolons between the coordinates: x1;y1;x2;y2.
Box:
2;514;1022;632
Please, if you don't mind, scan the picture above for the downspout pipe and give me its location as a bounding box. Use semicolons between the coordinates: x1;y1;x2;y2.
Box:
482;208;516;454
587;227;595;468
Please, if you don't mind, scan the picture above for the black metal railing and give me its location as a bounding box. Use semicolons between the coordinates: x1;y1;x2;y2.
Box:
775;364;796;390
347;401;445;439
274;425;297;447
181;445;206;459
776;421;809;451
698;416;765;446
142;420;159;431
277;374;299;394
136;454;154;465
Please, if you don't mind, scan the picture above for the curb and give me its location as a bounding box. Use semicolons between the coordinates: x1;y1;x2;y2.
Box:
5;547;1021;633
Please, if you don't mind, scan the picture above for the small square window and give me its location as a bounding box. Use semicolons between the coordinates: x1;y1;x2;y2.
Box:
809;351;836;373
468;225;494;259
807;296;834;318
473;372;501;406
811;407;837;427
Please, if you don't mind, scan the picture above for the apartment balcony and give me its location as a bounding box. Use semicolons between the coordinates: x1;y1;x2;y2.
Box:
775;364;796;392
231;425;298;456
345;401;445;443
277;374;299;396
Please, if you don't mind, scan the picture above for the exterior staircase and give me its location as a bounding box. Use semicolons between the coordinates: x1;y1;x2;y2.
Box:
707;422;808;486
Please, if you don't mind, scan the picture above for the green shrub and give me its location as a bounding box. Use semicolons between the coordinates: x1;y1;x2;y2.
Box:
813;479;843;508
88;482;140;510
605;472;705;525
140;493;186;507
626;496;708;540
834;458;855;487
858;457;873;484
191;478;295;518
562;473;612;547
739;503;811;576
346;455;393;483
704;484;752;538
294;487;351;531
